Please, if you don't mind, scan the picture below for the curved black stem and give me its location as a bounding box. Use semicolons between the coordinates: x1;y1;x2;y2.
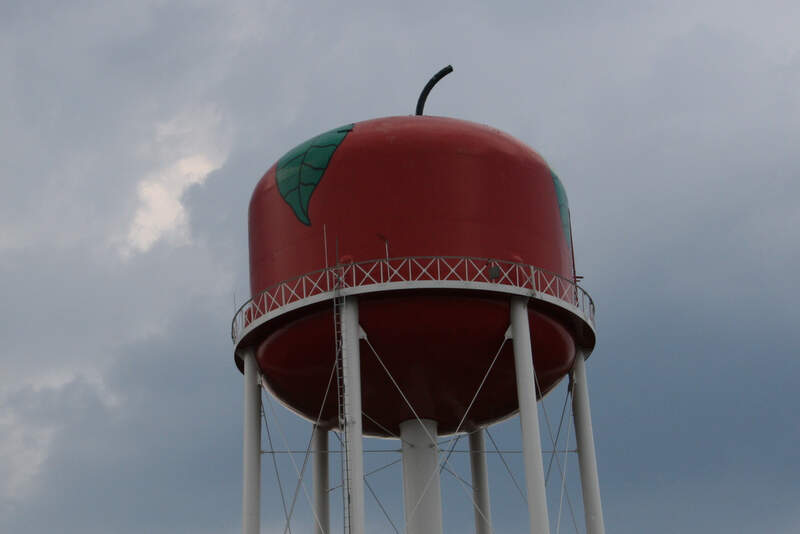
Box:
415;65;453;115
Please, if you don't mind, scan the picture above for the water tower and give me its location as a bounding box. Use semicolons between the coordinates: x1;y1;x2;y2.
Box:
231;67;605;534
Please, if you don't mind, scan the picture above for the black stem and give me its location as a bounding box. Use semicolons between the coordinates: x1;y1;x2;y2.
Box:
415;65;453;115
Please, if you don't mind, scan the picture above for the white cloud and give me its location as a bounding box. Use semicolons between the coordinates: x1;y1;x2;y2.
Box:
125;154;220;254
121;107;230;257
0;373;119;504
0;409;54;503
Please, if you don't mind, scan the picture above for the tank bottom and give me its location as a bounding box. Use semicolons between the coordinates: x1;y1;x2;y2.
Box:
256;293;576;437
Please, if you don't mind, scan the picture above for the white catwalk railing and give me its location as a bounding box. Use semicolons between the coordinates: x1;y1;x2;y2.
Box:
231;256;595;345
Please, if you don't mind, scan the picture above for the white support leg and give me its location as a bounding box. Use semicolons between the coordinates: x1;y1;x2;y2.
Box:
341;298;366;534
242;348;261;534
400;419;443;534
313;425;329;534
469;429;493;534
510;296;551;534
571;352;606;534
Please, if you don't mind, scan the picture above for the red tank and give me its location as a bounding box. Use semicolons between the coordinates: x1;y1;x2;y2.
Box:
241;115;594;436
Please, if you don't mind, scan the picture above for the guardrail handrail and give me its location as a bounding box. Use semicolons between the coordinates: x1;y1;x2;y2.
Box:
232;256;595;345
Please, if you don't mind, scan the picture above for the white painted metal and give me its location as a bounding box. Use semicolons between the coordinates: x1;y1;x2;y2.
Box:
400;419;443;534
571;352;606;534
341;298;366;534
231;256;595;347
241;348;261;534
468;429;493;534
312;425;329;534
509;296;551;534
232;258;601;533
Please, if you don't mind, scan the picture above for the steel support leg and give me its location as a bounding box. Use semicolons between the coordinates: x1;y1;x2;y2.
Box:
400;418;443;534
510;296;551;534
313;425;329;534
342;298;365;534
469;429;493;534
242;348;261;534
572;352;606;534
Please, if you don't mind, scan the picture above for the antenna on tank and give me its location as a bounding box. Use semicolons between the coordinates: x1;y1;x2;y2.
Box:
323;224;330;271
416;65;454;115
376;233;390;263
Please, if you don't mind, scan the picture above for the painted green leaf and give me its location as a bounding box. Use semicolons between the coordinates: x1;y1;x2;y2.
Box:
550;169;572;250
276;124;354;225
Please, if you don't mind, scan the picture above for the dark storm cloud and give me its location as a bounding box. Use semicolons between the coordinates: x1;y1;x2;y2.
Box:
2;1;800;533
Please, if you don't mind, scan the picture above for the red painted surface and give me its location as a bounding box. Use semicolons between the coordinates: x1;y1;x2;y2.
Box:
248;116;578;435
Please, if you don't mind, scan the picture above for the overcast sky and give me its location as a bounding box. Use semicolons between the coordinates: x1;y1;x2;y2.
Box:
2;1;799;533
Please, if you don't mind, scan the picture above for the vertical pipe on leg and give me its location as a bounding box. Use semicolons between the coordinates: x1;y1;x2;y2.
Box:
341;298;365;534
510;296;551;534
572;352;606;534
241;348;261;534
400;419;443;534
469;429;493;534
313;425;329;534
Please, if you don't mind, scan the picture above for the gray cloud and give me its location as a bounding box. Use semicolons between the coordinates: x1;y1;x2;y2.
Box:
2;1;799;532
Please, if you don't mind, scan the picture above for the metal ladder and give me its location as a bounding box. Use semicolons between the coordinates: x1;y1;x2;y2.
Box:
332;264;351;534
